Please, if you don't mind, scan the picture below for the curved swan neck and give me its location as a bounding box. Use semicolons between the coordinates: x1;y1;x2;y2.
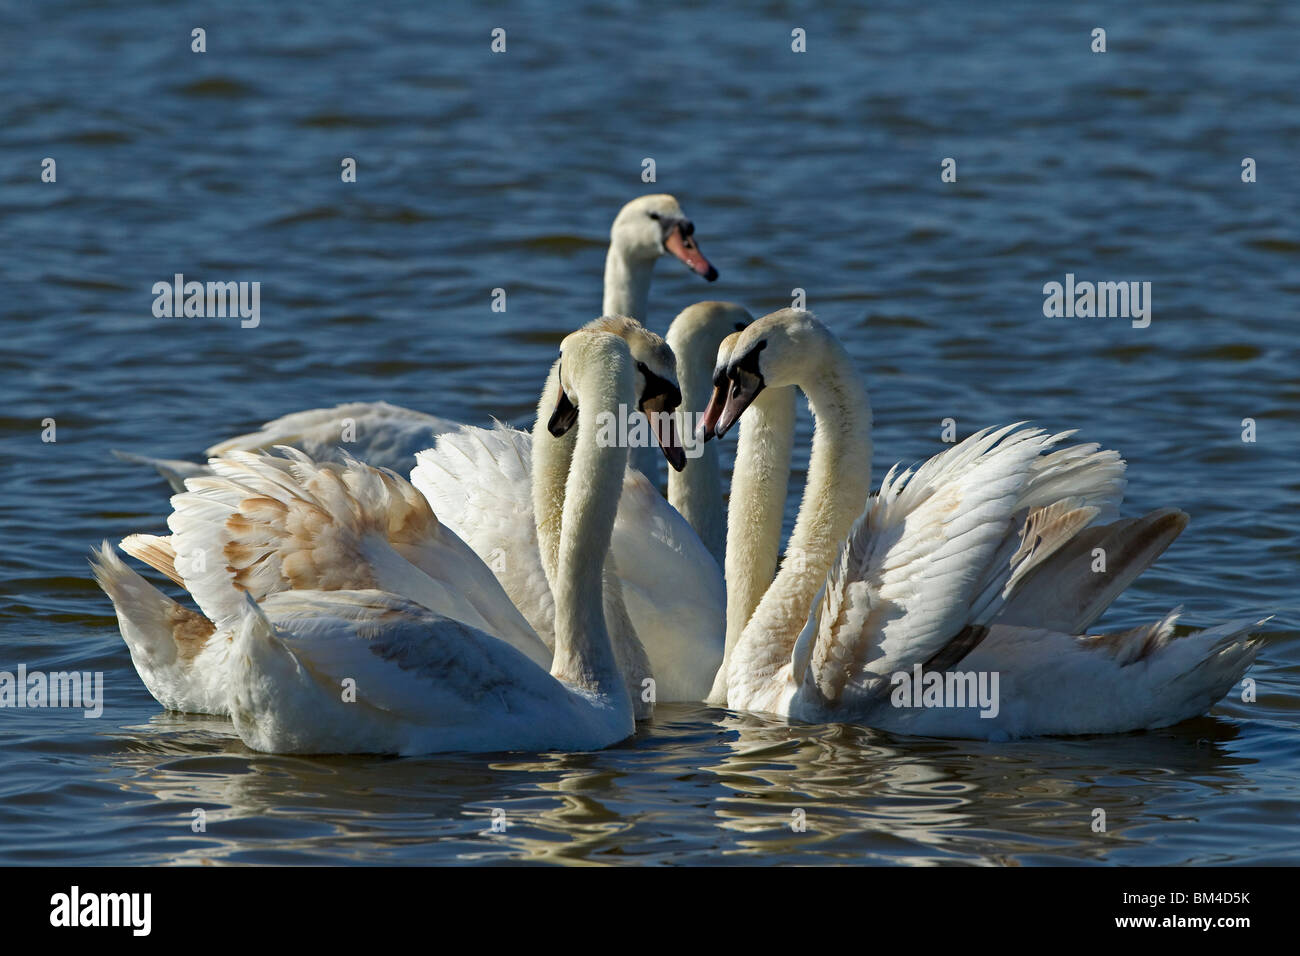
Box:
602;243;654;322
784;343;873;568
542;345;635;704
532;360;572;590
533;359;651;714
705;386;797;705
733;334;873;680
665;327;726;566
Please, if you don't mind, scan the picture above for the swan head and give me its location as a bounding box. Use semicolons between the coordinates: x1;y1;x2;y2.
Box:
701;308;825;439
550;318;688;471
611;194;718;281
696;328;745;442
665;301;751;357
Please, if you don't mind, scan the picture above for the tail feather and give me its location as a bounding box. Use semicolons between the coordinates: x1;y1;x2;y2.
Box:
1139;616;1266;728
995;507;1188;633
89;542;225;714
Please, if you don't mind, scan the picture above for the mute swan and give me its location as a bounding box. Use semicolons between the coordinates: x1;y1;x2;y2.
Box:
412;315;728;701
603;194;717;320
118;195;717;491
700;327;797;706
92;325;691;723
220;330;646;753
701;309;1264;738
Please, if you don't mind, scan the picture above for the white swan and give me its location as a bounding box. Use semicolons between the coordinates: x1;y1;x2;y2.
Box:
117;195;716;491
603;194;717;320
91;323;701;723
701;309;1264;738
412;314;728;701
237;330;649;753
93;329;652;753
91;451;548;715
699;327;797;706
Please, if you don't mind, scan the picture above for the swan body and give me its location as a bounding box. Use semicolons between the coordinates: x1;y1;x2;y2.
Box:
93;446;551;716
227;588;629;754
96;338;691;717
94;320;696;719
706;310;1264;738
97;330;647;754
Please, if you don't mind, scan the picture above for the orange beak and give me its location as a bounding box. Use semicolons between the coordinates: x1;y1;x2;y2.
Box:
696;382;728;443
664;225;718;281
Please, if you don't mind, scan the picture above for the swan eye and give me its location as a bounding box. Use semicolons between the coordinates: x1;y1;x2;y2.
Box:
637;361;648;373
647;212;661;221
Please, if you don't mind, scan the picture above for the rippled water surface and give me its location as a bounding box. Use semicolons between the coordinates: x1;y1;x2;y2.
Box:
2;1;1298;865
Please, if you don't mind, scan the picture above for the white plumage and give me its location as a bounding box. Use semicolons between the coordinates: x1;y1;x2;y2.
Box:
96;329;649;754
412;421;725;701
712;310;1265;737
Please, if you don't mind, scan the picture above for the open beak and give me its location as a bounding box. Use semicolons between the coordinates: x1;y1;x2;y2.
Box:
696;382;728;443
548;389;579;437
643;396;687;472
664;222;718;281
714;376;763;439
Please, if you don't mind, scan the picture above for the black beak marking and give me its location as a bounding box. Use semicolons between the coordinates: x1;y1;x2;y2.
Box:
638;368;681;412
548;389;579;437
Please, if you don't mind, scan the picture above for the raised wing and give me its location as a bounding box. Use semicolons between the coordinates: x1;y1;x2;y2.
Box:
156;447;548;667
799;425;1082;705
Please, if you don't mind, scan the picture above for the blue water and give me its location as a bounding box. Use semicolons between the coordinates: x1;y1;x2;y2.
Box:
1;0;1297;864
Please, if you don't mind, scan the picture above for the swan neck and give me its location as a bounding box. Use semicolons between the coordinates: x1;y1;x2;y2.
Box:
784;347;873;569
602;243;653;322
665;329;725;566
532;361;572;589
706;386;797;705
545;360;634;704
732;339;873;686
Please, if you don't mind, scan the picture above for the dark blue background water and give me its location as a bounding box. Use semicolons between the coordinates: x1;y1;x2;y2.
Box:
1;1;1297;864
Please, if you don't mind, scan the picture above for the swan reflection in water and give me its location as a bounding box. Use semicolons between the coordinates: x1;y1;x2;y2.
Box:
96;703;1255;865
